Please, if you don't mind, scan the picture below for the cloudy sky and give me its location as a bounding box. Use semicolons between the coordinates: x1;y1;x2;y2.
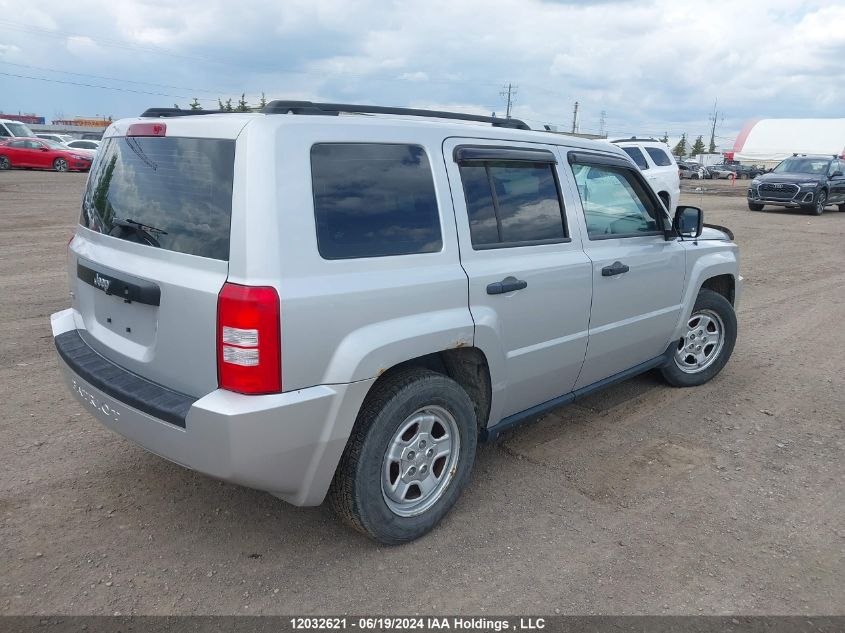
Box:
0;0;843;148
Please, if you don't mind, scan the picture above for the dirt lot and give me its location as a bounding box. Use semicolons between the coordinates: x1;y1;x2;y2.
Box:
1;171;843;616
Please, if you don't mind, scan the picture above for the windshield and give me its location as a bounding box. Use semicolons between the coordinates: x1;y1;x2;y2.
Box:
80;136;236;260
772;158;830;175
5;122;34;137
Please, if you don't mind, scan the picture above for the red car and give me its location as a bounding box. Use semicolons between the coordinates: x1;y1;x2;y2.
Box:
0;137;93;172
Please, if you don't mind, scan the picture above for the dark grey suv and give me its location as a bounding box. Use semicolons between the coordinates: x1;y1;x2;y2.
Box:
748;154;845;215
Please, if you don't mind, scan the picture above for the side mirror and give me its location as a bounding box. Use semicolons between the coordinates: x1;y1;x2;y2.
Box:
40;147;49;152
674;205;703;238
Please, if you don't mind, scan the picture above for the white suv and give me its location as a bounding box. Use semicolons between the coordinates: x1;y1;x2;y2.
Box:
612;137;680;212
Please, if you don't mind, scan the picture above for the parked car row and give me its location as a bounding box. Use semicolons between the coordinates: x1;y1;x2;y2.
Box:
0;137;93;172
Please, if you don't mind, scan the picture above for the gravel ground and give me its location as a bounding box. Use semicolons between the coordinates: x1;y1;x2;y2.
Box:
1;171;843;616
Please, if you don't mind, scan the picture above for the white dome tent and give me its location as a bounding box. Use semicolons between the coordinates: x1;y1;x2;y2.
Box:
731;118;845;167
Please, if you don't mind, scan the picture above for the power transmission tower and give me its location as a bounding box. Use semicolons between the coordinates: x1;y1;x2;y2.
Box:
599;110;607;137
571;101;579;134
708;99;724;153
499;83;518;119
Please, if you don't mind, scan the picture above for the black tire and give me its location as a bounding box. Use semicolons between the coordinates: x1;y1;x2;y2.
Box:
838;203;845;212
53;158;68;172
810;190;827;215
0;155;10;170
740;173;749;180
660;289;737;388
329;368;477;545
748;202;764;211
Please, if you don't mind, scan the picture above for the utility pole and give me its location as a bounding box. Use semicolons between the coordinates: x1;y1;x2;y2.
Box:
708;99;724;153
499;83;517;119
571;101;579;134
599;110;607;137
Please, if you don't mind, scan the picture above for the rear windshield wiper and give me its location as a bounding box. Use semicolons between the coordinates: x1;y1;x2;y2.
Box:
109;217;167;248
112;218;168;235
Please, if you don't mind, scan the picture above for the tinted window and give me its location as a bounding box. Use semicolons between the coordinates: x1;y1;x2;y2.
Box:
459;161;566;248
0;126;9;137
622;147;649;170
311;143;441;259
80;136;236;260
571;162;659;238
645;147;672;166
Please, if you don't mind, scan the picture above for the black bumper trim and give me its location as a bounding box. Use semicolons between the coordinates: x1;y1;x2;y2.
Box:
55;330;195;428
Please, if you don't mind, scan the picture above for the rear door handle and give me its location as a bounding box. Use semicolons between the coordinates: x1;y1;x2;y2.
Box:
487;276;528;295
601;261;630;277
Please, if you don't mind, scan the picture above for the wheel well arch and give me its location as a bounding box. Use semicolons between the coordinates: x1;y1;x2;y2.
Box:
362;347;492;436
700;274;735;305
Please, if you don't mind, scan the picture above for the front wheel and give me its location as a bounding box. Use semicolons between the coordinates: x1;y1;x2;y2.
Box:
329;368;477;544
810;190;827;215
748;202;764;211
53;158;68;172
661;289;737;388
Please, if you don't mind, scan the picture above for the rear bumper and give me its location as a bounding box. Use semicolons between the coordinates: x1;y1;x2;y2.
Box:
50;308;373;506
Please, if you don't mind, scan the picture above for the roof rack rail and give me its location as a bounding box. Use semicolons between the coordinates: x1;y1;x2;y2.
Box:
610;136;659;143
261;100;531;130
140;108;225;118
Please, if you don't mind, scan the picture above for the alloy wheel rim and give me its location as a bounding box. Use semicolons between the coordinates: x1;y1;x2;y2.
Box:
381;405;460;517
0;157;8;169
674;309;726;374
56;159;67;171
817;193;826;213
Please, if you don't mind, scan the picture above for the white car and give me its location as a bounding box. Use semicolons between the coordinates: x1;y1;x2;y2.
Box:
65;139;100;152
37;133;75;145
612;137;680;212
0;118;36;139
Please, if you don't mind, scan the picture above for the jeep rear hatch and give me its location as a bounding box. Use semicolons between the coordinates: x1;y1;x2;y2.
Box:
70;120;242;398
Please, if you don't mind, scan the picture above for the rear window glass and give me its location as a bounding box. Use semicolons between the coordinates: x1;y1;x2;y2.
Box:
622;147;649;170
80;136;236;260
645;147;672;166
311;143;442;259
459;161;566;248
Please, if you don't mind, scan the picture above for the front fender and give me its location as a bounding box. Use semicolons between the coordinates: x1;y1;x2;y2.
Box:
672;244;740;341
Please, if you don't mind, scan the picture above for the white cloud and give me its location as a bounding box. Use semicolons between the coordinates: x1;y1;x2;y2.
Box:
0;0;842;144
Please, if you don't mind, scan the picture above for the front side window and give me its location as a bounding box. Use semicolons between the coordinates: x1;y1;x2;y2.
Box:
645;147;673;166
622;146;649;170
0;126;9;137
311;143;442;259
571;162;660;238
458;161;566;248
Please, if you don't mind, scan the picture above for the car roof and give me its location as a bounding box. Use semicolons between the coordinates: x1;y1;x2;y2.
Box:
108;111;630;159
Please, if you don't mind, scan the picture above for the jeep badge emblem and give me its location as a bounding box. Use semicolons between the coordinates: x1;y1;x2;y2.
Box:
93;273;111;293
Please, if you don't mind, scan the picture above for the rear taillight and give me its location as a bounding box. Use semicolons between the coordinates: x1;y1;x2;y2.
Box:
217;283;281;394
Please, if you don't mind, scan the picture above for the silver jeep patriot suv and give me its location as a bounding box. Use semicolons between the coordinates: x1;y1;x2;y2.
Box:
51;101;741;544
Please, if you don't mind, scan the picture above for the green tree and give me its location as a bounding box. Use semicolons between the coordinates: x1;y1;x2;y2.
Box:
189;98;202;111
672;133;688;158
259;92;267;108
690;135;706;157
224;98;234;112
236;93;250;112
660;132;669;144
218;98;225;110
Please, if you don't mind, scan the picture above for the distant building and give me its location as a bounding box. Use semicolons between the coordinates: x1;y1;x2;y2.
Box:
0;113;45;125
731;118;845;166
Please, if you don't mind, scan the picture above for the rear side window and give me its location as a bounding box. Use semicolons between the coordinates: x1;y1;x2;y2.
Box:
311;143;442;259
645;147;672;166
622;147;649;170
80;136;236;260
458;161;566;248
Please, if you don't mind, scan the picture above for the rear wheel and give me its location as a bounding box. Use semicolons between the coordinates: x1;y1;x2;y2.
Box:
748;202;764;211
740;173;748;180
660;289;737;388
0;155;10;170
838;203;845;212
329;368;477;544
53;158;68;172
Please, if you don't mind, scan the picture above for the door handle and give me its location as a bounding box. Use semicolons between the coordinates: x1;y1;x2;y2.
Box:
487;276;528;295
601;261;630;277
